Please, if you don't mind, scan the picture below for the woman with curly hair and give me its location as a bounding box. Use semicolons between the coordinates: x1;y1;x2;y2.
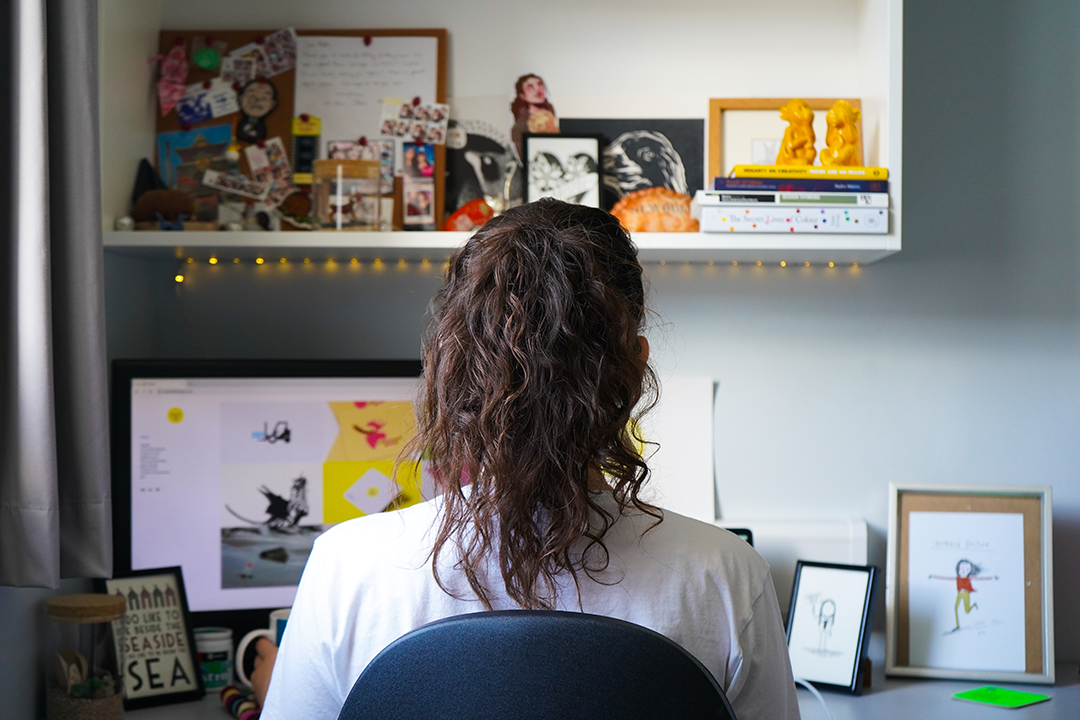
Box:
260;199;799;720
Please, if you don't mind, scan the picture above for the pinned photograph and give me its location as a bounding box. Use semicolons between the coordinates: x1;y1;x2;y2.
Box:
202;169;268;201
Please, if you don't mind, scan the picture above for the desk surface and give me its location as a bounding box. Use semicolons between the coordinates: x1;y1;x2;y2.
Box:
129;662;1079;720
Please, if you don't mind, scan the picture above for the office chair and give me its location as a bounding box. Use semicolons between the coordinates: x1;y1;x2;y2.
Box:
338;610;737;720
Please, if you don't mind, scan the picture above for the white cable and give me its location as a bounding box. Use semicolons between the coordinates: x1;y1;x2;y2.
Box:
792;677;834;720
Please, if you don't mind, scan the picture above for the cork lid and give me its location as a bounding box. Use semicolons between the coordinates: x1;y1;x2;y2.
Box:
47;593;126;623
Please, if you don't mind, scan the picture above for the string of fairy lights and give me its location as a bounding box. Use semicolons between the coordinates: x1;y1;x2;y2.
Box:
172;257;861;283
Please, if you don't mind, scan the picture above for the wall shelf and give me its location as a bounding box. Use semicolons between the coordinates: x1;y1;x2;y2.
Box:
103;229;898;265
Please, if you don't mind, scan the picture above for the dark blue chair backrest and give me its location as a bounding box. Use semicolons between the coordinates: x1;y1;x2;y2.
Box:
338;610;737;720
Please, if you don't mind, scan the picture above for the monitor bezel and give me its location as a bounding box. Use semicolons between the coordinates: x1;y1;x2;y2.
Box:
110;358;424;639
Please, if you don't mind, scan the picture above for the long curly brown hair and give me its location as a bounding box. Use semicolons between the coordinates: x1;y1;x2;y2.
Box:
407;198;661;610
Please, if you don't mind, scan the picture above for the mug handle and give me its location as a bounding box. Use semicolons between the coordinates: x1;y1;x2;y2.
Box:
235;628;275;688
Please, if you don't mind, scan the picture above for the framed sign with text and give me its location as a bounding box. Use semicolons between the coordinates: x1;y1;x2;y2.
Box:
96;567;205;709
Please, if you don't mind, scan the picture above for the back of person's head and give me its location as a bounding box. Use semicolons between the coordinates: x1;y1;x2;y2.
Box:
409;198;660;610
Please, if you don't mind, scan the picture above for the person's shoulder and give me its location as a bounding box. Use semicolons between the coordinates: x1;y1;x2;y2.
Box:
314;496;441;555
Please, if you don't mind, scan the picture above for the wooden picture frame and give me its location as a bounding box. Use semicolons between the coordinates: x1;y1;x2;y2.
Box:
522;133;603;207
886;483;1055;684
786;561;878;695
707;98;864;182
95;567;206;709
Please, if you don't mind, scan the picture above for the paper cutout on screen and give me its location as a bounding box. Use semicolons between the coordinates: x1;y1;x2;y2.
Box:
344;467;400;515
324;401;415;462
906;511;1026;672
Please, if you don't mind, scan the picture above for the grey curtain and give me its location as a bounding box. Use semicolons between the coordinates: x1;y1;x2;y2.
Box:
0;0;111;587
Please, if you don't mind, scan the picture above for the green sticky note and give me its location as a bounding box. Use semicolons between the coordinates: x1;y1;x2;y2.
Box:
953;686;1050;709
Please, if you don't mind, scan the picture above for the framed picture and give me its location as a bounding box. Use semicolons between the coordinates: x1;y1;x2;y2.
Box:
522;133;603;207
886;483;1055;684
707;98;863;181
95;567;205;709
786;561;878;694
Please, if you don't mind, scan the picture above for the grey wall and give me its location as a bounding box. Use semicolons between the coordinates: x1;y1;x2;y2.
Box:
4;3;1079;718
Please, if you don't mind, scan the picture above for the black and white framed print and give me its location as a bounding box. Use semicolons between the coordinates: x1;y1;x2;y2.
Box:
786;561;878;694
522;134;602;207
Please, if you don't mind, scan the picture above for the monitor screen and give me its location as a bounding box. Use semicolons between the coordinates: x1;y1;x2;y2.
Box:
111;360;425;617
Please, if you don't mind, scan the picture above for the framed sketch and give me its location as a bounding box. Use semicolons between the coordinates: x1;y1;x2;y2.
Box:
523;133;603;207
95;567;205;709
707;98;863;181
886;483;1055;684
786;561;878;694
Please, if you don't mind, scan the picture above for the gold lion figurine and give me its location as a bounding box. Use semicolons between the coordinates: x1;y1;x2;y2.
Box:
775;99;816;166
819;100;861;166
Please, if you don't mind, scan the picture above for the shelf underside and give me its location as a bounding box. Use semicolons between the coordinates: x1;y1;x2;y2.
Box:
104;231;899;265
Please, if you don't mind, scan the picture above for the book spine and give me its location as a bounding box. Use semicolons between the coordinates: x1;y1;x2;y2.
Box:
697;205;888;234
698;191;888;207
711;177;890;193
729;165;889;180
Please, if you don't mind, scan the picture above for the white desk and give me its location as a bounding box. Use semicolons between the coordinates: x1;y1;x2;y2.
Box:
129;662;1079;720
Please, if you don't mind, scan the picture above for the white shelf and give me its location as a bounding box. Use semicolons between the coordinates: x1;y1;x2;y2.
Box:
103;230;898;265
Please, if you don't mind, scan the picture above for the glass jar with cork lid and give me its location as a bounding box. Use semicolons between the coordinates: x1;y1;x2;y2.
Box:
45;593;126;720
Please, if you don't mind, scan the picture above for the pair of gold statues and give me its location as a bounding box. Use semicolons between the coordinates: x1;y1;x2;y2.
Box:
776;98;861;166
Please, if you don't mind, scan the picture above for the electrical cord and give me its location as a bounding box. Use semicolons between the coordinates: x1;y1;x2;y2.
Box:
793;677;834;720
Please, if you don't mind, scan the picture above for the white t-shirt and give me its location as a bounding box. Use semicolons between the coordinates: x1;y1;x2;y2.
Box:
262;493;800;720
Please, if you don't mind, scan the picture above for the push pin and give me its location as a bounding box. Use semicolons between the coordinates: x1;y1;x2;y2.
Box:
300;113;310;122
358;136;368;147
232;82;242;92
258;76;268;84
203;80;212;89
363;36;372;46
255;37;265;45
412;96;421;106
256;139;266;148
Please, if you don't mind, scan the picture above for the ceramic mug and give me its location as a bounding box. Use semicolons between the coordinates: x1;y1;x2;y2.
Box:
235;608;290;688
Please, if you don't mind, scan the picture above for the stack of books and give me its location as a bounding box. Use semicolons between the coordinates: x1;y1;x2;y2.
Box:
692;165;890;234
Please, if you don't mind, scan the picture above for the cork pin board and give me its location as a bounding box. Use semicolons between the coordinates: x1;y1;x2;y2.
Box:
885;483;1054;684
155;28;447;230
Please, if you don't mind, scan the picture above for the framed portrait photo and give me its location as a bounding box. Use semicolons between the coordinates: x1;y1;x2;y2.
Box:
886;483;1055;684
95;567;205;709
786;561;878;694
523;133;603;207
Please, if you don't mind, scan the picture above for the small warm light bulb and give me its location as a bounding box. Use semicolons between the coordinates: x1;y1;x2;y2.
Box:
421;258;430;266
255;258;264;264
279;257;288;264
351;258;359;264
707;260;714;266
233;258;240;264
852;262;859;268
186;257;194;264
208;257;218;265
398;259;407;266
327;258;336;265
756;261;762;267
303;258;311;264
828;261;835;268
804;261;811;267
780;261;787;267
659;260;666;266
174;274;184;283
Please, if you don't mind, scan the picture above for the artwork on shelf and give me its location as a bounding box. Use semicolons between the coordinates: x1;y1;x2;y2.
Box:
707;98;863;181
155;124;235;221
886;483;1055;684
522;134;602;207
94;567;204;710
786;561;877;694
444;119;523;220
510;73;559;161
559;118;704;213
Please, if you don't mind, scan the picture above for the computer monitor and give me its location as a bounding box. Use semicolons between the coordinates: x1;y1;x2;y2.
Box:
111;359;425;633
